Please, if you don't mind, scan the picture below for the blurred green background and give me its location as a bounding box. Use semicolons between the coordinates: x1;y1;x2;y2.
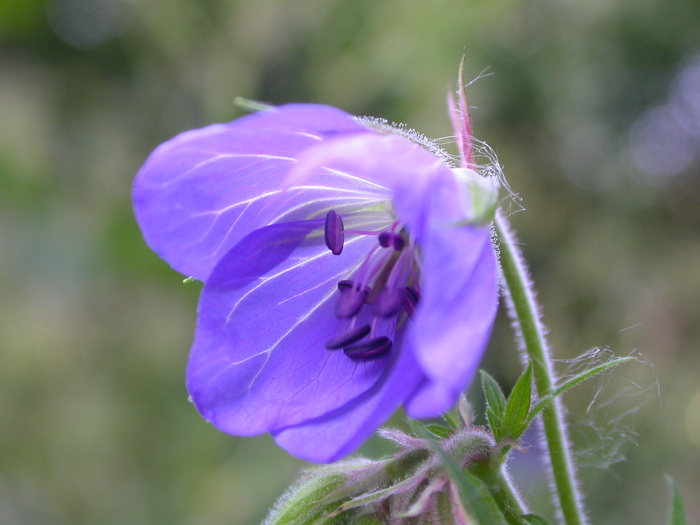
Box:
2;0;699;523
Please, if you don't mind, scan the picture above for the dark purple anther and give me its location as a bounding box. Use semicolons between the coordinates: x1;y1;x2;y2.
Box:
343;336;393;360
325;324;371;350
324;210;344;255
374;287;405;317
404;285;421;319
338;280;371;294
378;232;392;248
378;231;405;251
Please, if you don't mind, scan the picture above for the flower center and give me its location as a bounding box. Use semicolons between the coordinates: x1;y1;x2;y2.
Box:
323;209;422;360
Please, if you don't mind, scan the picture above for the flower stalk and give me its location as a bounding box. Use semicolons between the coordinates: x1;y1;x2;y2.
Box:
468;461;527;525
493;209;587;525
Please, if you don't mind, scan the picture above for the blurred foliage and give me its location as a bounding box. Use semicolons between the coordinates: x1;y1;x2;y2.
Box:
1;0;699;523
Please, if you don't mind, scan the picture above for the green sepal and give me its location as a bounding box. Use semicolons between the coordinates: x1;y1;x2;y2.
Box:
425;423;455;439
457;395;474;427
665;476;687;525
502;362;533;441
486;408;501;442
263;471;350;525
480;370;507;440
521;514;554;525
233;96;273;112
443;393;474;431
330;468;430;516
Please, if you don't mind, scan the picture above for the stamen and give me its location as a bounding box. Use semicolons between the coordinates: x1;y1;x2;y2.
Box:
374;288;405;317
324;210;344;255
335;282;370;318
338;280;371;293
404;285;421;319
325;324;371;350
343;336;393;360
378;232;405;251
370;245;412;317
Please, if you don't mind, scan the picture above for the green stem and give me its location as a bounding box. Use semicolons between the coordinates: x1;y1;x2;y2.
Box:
493;210;587;525
469;462;528;525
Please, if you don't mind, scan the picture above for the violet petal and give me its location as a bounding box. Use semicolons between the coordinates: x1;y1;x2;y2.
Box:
133;104;370;281
405;224;498;418
186;220;395;436
272;340;425;463
325;324;371;350
287;133;458;243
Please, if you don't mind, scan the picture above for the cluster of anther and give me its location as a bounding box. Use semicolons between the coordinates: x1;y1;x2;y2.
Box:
323;210;420;360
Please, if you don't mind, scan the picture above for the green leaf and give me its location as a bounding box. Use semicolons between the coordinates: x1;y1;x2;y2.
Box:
521;514;554;525
425;424;454;439
480;370;507;438
480;370;507;415
411;423;508;525
502;363;533;441
443;410;460;430
665;476;687;525
527;356;636;424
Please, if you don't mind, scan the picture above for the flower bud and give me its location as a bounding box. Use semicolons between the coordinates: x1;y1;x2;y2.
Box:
264;425;494;524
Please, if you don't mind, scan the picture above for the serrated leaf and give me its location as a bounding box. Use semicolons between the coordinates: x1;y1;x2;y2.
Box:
480;370;507;435
665;476;687;525
522;514;554;525
527;356;636;424
425;424;455;439
502;363;533;441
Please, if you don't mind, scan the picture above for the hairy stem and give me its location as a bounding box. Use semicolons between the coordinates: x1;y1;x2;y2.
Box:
493;209;587;525
469;461;527;525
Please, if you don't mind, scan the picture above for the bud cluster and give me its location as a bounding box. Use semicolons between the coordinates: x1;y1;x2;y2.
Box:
264;423;494;525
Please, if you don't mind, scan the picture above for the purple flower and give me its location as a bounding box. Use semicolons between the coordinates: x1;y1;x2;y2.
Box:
133;103;499;463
